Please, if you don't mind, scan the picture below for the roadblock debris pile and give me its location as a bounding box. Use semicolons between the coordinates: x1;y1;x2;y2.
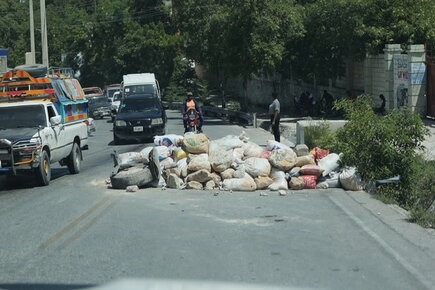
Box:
109;132;364;191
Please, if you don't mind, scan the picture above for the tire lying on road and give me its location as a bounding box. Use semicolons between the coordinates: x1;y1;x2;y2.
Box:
110;166;154;189
110;148;161;189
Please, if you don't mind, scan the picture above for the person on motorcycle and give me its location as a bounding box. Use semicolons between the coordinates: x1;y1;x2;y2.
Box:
182;91;203;133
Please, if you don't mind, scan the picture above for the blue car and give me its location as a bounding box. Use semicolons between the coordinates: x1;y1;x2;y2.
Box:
113;94;166;144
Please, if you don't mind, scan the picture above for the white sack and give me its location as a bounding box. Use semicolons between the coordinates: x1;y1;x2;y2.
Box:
269;148;297;171
318;153;342;177
154;134;183;147
244;157;271;177
154;146;172;160
339;167;364;191
243;141;264;158
267;140;291;151
187;153;211;172
210;135;245;152
176;158;188;178
209;148;234;172
222;173;257;191
268;168;288;191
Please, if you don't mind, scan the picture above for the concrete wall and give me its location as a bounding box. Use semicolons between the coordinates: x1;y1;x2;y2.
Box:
214;44;427;116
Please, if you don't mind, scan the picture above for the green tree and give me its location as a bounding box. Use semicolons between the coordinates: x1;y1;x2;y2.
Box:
0;0;29;67
289;0;435;81
175;0;304;109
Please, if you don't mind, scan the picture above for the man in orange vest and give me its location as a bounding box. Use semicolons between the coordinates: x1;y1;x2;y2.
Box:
182;91;203;133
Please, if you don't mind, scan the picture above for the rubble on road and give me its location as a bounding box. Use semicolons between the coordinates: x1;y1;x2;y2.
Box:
108;132;364;192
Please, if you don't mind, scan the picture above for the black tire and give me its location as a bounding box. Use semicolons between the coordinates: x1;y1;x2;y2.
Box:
110;166;154;189
14;64;47;78
36;150;51;186
67;142;82;174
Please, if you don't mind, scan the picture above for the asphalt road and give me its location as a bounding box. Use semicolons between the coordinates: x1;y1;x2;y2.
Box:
1;111;435;290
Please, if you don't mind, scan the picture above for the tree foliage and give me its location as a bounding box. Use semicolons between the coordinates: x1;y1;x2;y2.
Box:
291;0;435;79
1;0;181;88
2;0;435;88
175;0;304;79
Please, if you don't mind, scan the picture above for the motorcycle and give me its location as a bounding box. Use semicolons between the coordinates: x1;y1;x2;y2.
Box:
186;108;200;133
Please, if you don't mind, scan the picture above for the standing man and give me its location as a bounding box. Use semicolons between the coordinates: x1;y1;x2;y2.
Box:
269;92;281;142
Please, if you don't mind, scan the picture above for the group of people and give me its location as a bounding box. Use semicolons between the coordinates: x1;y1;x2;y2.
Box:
294;90;335;117
181;89;386;143
267;90;387;142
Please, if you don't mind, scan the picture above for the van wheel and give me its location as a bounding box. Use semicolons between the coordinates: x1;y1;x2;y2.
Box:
36;150;51;186
67;142;82;174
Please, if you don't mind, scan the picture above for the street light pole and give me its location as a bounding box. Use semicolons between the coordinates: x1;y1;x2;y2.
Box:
29;0;36;64
40;0;49;67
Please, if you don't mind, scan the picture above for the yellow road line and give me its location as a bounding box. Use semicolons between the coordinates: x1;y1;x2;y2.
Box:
39;196;111;249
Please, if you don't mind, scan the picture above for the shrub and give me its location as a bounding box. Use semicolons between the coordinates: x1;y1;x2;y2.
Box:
304;121;331;149
332;95;429;206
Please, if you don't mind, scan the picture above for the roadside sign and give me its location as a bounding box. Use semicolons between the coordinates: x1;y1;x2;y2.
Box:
0;49;8;56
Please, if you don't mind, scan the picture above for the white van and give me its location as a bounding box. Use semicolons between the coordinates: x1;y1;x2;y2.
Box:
121;73;161;99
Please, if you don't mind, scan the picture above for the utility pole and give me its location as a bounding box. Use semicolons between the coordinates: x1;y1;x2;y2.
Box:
29;0;36;64
40;0;49;67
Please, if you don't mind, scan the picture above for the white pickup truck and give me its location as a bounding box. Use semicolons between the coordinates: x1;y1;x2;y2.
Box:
0;101;88;185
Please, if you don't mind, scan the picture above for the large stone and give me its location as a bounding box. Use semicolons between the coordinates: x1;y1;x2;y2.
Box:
186;169;212;183
221;168;235;180
254;176;274;190
210;172;222;184
289;177;305;190
165;167;181;178
167;174;183;189
233;166;246;179
205;180;216;190
186;181;203;190
209;148;234;172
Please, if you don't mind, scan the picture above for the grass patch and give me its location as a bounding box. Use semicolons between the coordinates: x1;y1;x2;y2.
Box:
304;121;331;149
410;210;435;228
373;193;398;205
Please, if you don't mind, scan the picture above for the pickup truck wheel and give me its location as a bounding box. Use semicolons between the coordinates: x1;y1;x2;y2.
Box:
36;150;51;186
67;142;82;174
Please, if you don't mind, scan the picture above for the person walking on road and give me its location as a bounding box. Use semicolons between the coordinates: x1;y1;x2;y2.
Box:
269;92;281;142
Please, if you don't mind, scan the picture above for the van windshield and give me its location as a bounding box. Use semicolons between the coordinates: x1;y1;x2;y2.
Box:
124;84;155;96
0;105;47;129
107;88;120;99
119;98;161;113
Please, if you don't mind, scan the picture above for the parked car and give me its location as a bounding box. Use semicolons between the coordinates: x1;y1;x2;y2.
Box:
113;94;166;144
88;95;112;119
104;84;121;100
83;87;104;98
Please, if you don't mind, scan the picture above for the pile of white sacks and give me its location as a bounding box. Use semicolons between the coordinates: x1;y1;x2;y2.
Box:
115;132;364;191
